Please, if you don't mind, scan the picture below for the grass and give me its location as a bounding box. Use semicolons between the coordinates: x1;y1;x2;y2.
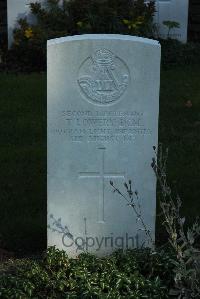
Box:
0;65;200;254
159;66;200;214
0;73;46;254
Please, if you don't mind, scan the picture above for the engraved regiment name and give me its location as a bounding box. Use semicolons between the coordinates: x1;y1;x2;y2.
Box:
50;110;152;143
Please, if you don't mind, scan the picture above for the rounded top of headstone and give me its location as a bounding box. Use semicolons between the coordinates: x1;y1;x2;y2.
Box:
47;34;160;47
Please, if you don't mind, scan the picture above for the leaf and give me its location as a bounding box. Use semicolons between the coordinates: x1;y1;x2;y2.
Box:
169;288;181;296
163;20;180;29
123;19;129;25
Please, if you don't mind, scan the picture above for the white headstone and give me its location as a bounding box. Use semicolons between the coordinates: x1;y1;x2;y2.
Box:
47;34;160;256
155;0;189;43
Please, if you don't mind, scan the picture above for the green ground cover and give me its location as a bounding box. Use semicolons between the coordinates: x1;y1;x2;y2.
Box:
0;247;174;298
0;65;200;254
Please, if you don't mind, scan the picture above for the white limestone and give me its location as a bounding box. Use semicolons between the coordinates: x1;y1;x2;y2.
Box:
47;34;161;256
155;0;189;43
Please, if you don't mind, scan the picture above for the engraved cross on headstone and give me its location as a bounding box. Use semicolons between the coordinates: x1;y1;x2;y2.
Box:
79;147;125;223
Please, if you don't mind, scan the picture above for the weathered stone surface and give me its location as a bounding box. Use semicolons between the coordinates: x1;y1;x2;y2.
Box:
47;34;161;256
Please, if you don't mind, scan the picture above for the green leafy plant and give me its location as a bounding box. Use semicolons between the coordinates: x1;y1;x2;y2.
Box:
163;20;180;39
2;0;200;71
0;246;172;298
3;0;155;71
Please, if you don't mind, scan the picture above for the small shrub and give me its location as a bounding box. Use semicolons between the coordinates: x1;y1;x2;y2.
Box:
152;145;200;298
110;145;200;298
2;0;200;71
162;20;180;39
0;246;173;298
3;0;156;71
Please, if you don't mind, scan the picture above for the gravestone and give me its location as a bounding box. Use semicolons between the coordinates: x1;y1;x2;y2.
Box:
155;0;189;43
47;34;161;256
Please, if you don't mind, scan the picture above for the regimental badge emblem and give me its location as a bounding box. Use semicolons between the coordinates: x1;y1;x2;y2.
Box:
78;49;130;105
